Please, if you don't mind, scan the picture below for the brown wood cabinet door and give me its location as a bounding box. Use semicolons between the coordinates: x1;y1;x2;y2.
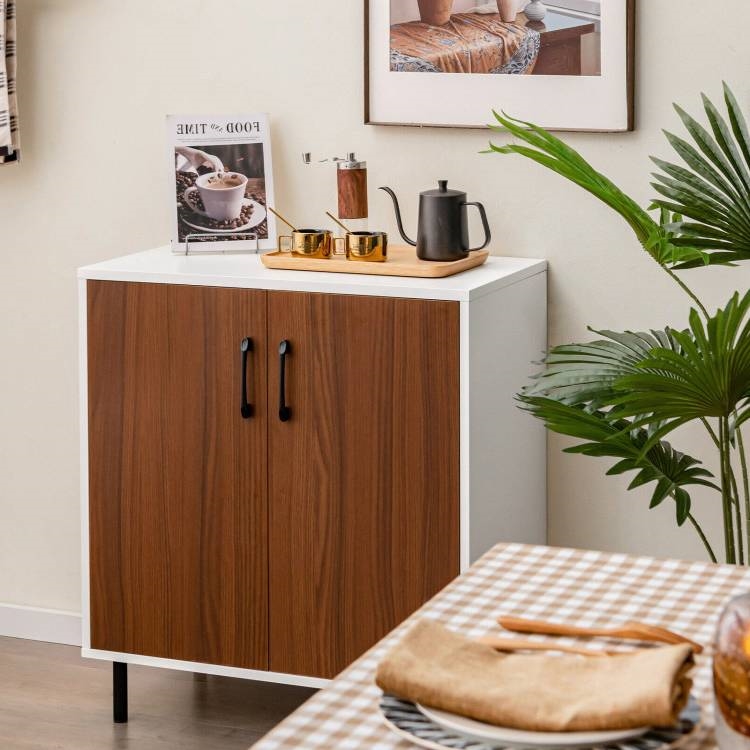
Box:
87;281;268;669
267;292;460;678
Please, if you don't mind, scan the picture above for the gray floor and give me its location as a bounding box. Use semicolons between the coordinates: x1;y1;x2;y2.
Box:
0;636;315;749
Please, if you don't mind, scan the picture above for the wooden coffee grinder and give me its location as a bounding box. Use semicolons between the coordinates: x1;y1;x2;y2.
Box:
334;153;368;221
303;152;369;228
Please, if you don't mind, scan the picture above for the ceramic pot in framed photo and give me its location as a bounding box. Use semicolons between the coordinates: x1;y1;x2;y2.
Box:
417;0;454;25
497;0;519;22
524;0;547;21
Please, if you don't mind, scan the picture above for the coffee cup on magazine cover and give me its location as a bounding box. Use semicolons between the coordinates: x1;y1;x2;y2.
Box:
184;171;248;222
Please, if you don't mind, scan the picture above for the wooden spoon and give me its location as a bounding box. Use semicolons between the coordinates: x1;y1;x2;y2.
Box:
479;636;615;657
497;616;704;654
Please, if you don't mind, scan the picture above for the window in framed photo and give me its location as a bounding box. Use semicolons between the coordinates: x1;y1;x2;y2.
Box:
366;0;635;131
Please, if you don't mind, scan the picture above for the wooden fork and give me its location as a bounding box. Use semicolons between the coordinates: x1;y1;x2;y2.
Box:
479;636;616;657
496;616;704;654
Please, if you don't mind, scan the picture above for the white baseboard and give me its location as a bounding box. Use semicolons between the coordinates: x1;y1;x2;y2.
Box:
0;603;82;646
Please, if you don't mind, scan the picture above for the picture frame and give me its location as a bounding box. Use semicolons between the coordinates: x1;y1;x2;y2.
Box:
167;113;277;254
365;0;635;132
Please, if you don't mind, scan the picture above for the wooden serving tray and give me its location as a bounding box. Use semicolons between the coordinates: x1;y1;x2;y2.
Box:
260;245;489;278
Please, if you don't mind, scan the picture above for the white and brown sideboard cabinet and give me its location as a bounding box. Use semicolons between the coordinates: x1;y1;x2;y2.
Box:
78;247;547;721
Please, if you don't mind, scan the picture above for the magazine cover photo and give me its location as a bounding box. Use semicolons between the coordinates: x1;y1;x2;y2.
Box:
169;114;275;252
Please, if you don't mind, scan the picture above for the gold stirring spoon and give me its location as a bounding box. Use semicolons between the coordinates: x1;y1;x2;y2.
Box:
326;211;351;233
268;207;298;232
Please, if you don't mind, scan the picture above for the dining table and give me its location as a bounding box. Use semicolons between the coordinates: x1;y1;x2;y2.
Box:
252;542;750;750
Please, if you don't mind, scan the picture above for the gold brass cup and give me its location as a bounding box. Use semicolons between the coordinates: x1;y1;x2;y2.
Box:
278;229;334;259
332;231;388;262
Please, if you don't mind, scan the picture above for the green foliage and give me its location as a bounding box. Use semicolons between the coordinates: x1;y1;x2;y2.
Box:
524;328;682;408
652;84;750;267
488;85;750;564
487;111;707;269
520;326;723;528
612;293;750;429
490;84;750;269
520;397;718;527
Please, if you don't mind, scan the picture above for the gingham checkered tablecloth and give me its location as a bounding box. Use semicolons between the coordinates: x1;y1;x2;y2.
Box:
253;543;750;750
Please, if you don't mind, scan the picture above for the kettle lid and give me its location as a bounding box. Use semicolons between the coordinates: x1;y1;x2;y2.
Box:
421;180;466;198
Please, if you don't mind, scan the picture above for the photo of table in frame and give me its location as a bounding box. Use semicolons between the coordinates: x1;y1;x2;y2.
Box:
389;11;596;76
518;11;597;75
253;543;750;750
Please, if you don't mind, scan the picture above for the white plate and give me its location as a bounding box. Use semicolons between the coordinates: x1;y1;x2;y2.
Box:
417;703;649;748
181;194;267;234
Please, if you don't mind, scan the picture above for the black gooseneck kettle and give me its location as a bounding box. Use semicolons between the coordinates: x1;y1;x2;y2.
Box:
380;181;491;262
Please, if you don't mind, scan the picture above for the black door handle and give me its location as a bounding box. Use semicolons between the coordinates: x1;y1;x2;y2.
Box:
240;337;253;419
278;339;292;422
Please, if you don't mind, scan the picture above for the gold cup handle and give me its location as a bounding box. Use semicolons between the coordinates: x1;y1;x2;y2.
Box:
332;237;347;257
278;235;293;254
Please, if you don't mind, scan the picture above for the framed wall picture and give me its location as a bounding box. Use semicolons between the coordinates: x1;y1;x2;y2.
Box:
365;0;635;131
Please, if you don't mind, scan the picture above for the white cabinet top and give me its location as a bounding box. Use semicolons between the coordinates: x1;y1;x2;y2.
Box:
78;246;546;301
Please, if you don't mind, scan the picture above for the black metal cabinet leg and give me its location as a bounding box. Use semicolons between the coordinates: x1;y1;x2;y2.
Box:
113;662;128;723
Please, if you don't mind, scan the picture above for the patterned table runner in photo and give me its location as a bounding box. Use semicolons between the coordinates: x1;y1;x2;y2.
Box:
253;543;750;750
390;14;540;74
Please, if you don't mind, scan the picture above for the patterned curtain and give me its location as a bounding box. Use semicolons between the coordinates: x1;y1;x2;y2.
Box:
0;0;19;164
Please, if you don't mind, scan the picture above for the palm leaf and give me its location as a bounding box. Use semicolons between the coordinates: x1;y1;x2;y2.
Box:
488;87;750;269
524;293;750;459
673;104;747;197
611;293;750;430
701;94;750;192
724;82;750;175
524;329;683;409
650;176;750;240
650;86;750;264
519;397;718;526
488;111;708;269
651;156;733;209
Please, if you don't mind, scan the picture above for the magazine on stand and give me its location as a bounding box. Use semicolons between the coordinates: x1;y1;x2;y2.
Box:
167;113;276;253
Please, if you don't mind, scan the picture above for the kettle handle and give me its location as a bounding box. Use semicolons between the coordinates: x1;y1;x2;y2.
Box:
463;201;491;252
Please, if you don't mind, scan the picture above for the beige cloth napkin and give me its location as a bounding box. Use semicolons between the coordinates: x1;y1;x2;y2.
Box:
375;620;694;732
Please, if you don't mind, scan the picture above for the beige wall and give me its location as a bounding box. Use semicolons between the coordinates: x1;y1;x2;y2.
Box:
2;0;750;614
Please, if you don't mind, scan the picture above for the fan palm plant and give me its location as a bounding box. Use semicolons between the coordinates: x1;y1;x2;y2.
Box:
488;83;750;565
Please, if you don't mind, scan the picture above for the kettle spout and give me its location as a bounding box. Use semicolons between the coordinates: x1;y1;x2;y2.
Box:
379;187;416;246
